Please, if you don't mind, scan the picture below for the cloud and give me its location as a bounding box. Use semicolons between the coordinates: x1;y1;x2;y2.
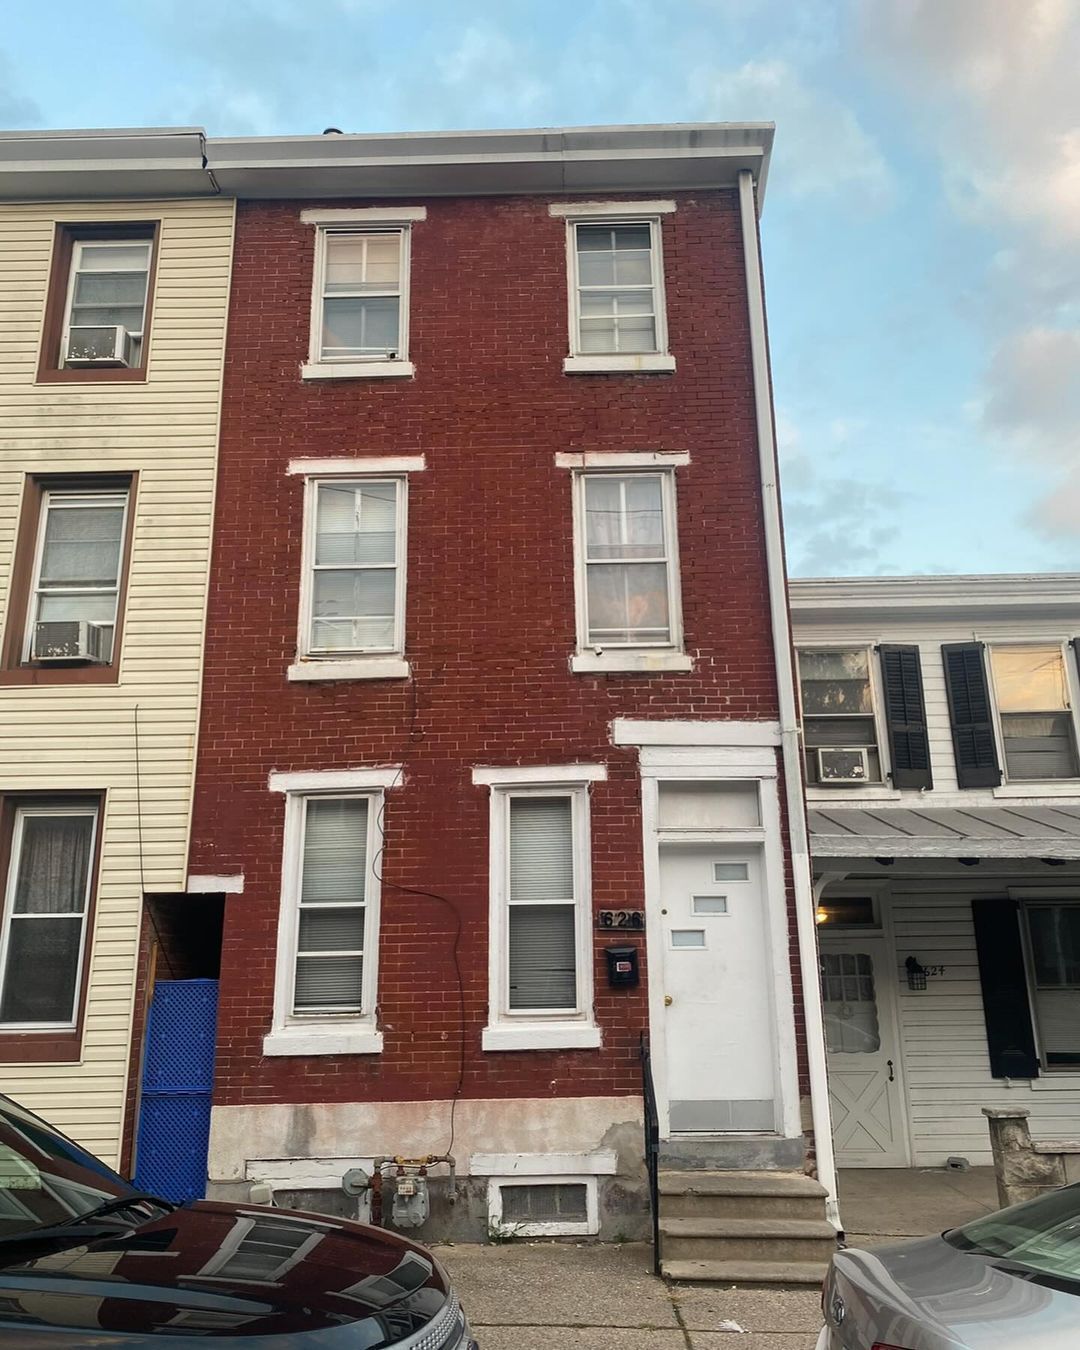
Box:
691;57;894;205
0;50;42;127
861;1;1080;548
776;415;909;575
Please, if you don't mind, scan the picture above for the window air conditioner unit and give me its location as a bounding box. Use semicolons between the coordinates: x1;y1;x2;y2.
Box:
32;620;111;663
63;325;134;368
817;746;870;784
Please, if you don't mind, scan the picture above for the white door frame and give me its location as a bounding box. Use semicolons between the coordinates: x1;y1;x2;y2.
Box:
819;923;913;1168
632;733;802;1143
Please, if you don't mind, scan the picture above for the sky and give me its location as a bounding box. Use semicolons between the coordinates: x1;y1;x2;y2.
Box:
1;0;1078;578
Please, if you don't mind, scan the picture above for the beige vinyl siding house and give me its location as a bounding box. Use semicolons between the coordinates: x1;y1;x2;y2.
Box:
0;193;233;1166
792;575;1080;1171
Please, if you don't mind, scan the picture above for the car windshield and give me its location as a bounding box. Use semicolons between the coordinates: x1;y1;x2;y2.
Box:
945;1184;1080;1284
0;1097;135;1240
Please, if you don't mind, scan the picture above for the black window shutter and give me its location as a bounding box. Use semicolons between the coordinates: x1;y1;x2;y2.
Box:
879;645;933;789
972;899;1039;1078
942;642;1002;788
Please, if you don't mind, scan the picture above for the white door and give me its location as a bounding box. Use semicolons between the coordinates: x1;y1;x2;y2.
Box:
659;844;775;1133
820;937;909;1167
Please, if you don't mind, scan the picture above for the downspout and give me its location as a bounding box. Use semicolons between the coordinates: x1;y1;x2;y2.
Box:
738;169;840;1231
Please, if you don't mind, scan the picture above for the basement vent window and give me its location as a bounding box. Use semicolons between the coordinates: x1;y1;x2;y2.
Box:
488;1175;598;1237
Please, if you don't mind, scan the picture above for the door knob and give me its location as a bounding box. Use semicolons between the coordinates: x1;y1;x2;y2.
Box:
664;995;673;1006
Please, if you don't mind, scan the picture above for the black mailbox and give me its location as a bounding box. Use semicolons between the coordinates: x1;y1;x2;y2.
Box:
605;945;639;988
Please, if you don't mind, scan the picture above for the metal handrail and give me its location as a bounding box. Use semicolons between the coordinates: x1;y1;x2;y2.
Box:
639;1031;661;1276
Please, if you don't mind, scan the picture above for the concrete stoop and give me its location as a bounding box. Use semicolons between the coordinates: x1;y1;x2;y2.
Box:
658;1169;835;1287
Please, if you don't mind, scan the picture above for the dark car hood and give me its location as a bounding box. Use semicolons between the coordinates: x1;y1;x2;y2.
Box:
0;1200;452;1345
836;1234;1080;1349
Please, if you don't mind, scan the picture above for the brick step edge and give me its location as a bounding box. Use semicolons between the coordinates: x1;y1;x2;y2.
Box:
662;1258;829;1286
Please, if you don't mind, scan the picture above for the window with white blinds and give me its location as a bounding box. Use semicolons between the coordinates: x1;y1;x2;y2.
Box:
508;797;578;1012
292;796;369;1015
303;479;405;658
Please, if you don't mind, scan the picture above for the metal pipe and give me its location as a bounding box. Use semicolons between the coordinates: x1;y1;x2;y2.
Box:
738;168;840;1231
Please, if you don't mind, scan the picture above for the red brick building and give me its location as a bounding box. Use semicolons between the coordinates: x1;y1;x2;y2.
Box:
168;125;833;1252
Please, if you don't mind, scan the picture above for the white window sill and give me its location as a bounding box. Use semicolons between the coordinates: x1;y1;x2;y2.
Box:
571;650;692;675
994;782;1080;798
301;360;415;381
482;1023;602;1052
806;786;901;801
563;354;676;375
287;657;410;682
263;1027;383;1057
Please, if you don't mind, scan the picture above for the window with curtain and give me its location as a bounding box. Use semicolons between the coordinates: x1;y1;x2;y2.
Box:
1024;903;1080;1067
28;490;128;663
0;804;97;1026
579;472;678;650
991;645;1079;781
572;222;661;355
317;230;405;362
292;797;369;1014
507;796;579;1013
306;480;403;655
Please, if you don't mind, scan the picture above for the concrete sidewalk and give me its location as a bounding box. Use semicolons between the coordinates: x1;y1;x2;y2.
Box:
837;1166;999;1246
436;1241;823;1349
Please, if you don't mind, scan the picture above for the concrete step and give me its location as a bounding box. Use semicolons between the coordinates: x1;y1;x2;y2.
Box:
658;1169;827;1220
663;1257;829;1287
659;1216;837;1264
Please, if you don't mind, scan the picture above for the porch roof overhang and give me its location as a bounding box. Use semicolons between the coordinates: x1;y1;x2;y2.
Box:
809;804;1080;860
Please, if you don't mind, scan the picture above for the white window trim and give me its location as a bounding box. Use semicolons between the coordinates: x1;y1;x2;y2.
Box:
269;767;402;793
24;487;130;664
985;639;1080;788
548;201;677;218
556;450;690;470
796;642;891;792
287;456;426;476
569;468;686;673
265;783;390;1057
560;210;673;374
292;472;410;679
301;216;419;380
487;1173;599;1237
478;770;602;1052
0;802;98;1031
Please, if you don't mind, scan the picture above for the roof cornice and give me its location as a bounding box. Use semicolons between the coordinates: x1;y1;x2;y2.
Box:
0;122;774;206
789;573;1080;625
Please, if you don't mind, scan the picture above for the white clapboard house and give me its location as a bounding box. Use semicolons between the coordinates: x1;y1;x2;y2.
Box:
791;574;1080;1170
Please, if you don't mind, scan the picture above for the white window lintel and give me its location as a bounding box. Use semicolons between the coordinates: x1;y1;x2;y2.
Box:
301;206;428;225
612;718;782;747
472;764;608;787
268;767;403;793
301;360;415;381
556;451;690;470
548;200;676;218
187;874;244;895
288;456;426;476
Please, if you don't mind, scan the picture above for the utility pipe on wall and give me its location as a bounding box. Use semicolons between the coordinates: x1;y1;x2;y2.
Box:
738;169;840;1230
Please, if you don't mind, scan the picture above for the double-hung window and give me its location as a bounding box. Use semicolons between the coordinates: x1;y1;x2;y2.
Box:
798;648;882;786
291;471;411;681
990;645;1079;782
1023;902;1080;1069
266;770;395;1057
301;208;424;380
39;224;157;380
570;469;687;673
552;202;675;374
476;766;604;1052
0;801;98;1029
25;488;128;666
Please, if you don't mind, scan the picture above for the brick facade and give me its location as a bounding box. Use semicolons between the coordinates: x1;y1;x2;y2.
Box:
187;187;806;1121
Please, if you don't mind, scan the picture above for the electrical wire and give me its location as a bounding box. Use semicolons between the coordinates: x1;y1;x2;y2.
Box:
369;665;467;1157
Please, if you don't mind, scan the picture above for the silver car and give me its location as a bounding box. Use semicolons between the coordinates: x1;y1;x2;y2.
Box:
817;1182;1080;1349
